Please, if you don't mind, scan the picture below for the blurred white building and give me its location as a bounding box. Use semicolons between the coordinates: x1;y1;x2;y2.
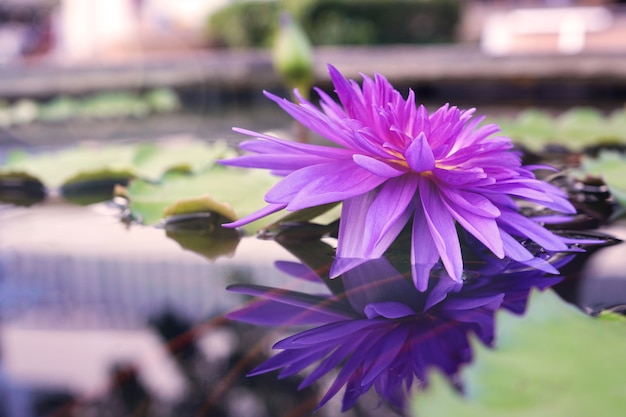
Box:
56;0;235;61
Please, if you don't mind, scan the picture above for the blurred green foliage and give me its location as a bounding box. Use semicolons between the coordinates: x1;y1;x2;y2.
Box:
205;0;461;48
495;107;626;152
0;88;180;127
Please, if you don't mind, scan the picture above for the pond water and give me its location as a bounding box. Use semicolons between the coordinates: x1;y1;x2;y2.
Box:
1;198;625;416
1;104;626;416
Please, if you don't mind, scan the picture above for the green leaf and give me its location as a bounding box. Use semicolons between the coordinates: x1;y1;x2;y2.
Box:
121;167;280;230
579;150;626;207
496;107;626;151
0;140;237;203
413;290;626;417
144;88;181;113
1;145;138;189
499;109;556;152
132;139;236;182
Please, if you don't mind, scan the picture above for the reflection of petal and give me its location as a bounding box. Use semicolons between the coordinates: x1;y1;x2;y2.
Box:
424;273;463;311
226;298;344;326
329;256;370;278
364;302;415;319
273;260;321;282
340;257;417;314
226;231;586;412
226;284;355;324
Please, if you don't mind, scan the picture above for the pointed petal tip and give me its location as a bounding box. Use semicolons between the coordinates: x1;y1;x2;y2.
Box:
329;257;371;278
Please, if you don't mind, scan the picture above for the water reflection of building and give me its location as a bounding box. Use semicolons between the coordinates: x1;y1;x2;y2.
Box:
0;203;334;417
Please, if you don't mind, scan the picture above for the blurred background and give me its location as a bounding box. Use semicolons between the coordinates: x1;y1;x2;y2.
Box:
1;2;626;417
0;0;625;146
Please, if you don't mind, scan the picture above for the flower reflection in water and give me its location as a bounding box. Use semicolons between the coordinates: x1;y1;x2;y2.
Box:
227;238;572;413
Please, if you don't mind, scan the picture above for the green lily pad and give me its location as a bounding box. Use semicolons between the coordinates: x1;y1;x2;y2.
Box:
144;88;181;113
79;91;150;119
163;195;237;221
0;171;46;206
120;167;280;230
2;145;138;189
413;290;626;417
496;107;626;152
0;140;237;204
498;109;557;152
579;150;626;207
132;139;236;182
38;96;81;122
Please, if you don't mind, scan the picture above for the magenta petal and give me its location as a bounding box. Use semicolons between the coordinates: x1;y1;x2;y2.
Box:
419;180;463;282
221;153;333;171
440;191;505;258
411;203;441;291
405;132;435;173
264;160;385;210
335;192;376;259
222;203;287;228
498;210;568;251
353;154;406;177
363;175;418;257
500;230;534;262
263;92;355;147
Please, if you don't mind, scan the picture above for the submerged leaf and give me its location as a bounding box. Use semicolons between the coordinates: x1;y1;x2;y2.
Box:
413;290;626;417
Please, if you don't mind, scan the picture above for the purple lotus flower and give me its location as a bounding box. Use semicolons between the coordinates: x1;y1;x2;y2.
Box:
221;65;575;289
227;252;567;412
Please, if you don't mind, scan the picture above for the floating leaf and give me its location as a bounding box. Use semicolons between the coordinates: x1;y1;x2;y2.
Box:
61;169;133;205
38;96;80;122
1;145;137;189
132;139;235;182
498;109;556;152
79;91;150;119
144;88;181;113
579;150;626;208
413;290;626;417
0;172;46;206
0;140;237;204
163;195;237;222
497;107;626;152
120;167;279;230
